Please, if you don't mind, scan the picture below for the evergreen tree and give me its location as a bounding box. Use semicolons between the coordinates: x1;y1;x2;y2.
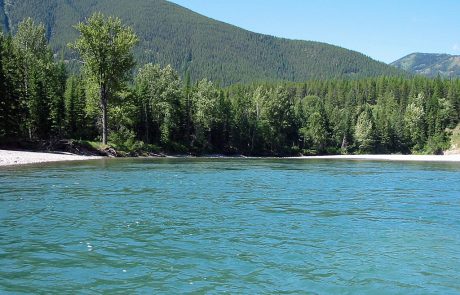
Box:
373;92;400;152
13;18;52;139
65;75;88;138
0;35;23;139
0;33;7;138
2;15;460;157
49;61;67;137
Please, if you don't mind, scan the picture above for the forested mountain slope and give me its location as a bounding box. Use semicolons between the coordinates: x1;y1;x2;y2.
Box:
0;0;405;84
0;0;9;32
392;53;460;78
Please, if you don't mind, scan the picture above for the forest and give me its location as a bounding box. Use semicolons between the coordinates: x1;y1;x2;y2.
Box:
1;17;459;156
0;0;405;85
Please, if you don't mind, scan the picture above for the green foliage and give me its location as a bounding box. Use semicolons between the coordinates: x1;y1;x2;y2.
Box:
0;33;8;138
355;106;376;153
0;35;23;139
65;75;91;138
108;127;141;153
229;86;261;154
191;79;219;150
424;133;450;155
49;61;67;136
297;95;329;153
70;12;138;89
77;140;107;151
12;18;48;59
1;15;459;158
135;63;182;145
9;18;65;139
70;12;138;144
404;93;426;150
372;92;402;152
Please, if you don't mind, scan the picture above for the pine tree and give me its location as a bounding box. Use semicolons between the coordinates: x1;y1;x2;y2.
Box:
49;61;67;137
0;33;7;138
64;75;88;138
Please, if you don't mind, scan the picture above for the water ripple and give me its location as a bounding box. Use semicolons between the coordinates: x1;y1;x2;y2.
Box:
1;158;460;293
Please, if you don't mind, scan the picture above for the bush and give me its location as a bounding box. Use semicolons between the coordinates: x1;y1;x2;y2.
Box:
325;146;340;155
301;149;319;156
109;127;143;153
290;145;301;156
424;133;450;155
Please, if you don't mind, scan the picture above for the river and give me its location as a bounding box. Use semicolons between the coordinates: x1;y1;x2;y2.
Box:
1;158;459;293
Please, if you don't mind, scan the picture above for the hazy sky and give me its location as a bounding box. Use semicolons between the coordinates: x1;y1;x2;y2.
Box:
168;0;460;63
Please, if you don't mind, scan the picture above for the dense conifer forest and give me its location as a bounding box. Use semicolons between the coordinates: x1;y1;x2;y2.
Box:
0;0;406;85
1;17;459;156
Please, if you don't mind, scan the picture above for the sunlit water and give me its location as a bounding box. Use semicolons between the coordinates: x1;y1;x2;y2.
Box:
1;158;460;294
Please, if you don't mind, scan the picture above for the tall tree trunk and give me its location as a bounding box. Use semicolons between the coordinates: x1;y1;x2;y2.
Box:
185;93;191;147
101;86;108;145
24;63;32;140
144;101;149;143
102;100;108;145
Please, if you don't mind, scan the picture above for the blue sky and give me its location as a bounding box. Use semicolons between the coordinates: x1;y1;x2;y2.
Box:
168;0;460;63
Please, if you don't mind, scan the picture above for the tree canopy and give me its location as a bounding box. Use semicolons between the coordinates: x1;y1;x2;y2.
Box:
70;12;138;144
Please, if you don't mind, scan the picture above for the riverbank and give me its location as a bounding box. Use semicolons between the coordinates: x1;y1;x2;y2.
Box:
293;154;460;162
0;150;103;167
3;149;460;167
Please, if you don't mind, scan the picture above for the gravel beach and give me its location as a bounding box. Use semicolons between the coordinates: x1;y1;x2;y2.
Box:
0;150;103;167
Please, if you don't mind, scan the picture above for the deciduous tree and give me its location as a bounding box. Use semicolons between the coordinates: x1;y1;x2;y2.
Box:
71;13;138;144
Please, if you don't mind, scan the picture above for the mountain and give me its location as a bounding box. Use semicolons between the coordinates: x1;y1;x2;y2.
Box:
0;0;8;32
391;53;460;78
0;0;405;84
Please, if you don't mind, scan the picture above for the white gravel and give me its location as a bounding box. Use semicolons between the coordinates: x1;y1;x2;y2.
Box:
0;149;103;167
2;149;460;167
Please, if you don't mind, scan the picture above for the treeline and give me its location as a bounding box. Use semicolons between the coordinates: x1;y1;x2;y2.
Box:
0;19;67;141
1;18;459;155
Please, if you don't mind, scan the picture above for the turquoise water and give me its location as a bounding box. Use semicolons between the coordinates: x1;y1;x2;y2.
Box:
1;158;460;294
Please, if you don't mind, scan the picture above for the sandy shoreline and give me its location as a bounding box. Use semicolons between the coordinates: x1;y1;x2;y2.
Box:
2;149;460;167
0;149;103;167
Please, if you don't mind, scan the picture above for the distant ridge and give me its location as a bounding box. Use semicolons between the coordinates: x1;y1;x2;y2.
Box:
391;53;460;78
1;0;406;84
0;0;10;32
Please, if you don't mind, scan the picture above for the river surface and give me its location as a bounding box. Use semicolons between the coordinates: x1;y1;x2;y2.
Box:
1;158;460;294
